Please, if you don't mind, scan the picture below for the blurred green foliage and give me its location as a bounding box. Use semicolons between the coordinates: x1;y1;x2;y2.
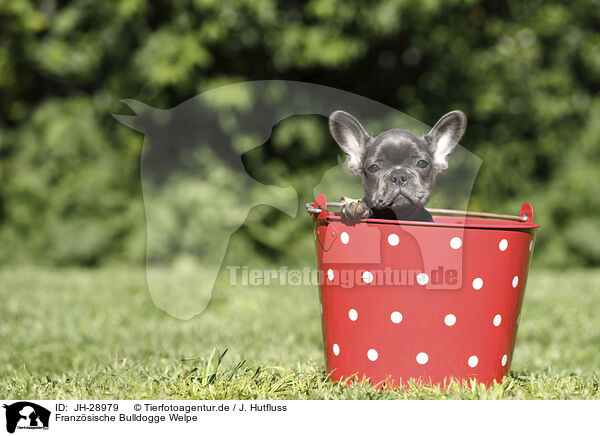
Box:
0;0;599;267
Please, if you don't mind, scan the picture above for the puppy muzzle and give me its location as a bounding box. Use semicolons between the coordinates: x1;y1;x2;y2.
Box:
371;168;431;208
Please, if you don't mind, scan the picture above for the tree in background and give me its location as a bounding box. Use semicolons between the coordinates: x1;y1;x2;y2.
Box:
0;0;599;267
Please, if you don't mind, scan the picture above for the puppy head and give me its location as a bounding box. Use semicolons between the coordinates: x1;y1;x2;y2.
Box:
329;110;466;214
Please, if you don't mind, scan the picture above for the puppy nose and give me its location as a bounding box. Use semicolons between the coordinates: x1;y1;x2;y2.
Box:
390;169;409;186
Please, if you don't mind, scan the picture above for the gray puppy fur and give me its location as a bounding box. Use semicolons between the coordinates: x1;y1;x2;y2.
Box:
329;110;467;222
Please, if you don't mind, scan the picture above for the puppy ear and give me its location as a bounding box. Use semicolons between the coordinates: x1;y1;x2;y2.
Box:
329;111;371;176
425;110;467;172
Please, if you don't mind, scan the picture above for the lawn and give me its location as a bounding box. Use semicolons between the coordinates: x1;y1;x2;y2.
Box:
0;265;599;399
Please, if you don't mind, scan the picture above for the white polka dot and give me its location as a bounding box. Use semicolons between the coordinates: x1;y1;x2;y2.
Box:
512;275;519;288
472;277;483;290
390;311;403;324
388;233;400;246
529;240;534;252
340;232;349;244
468;355;479;367
348;308;358;321
417;273;429;285
333;344;340;356
450;237;462;249
320;304;323;314
327;269;334;281
499;239;508;251
416;352;429;365
501;354;508;366
493;314;502;326
367;349;378;361
362;271;373;284
444;314;457;326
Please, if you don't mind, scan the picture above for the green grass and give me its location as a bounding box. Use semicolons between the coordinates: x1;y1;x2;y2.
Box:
1;265;599;399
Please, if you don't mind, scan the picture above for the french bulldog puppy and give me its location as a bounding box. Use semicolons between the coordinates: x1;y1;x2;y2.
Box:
329;110;467;222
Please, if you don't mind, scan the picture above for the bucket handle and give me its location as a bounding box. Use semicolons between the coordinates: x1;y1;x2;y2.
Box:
307;198;533;223
311;193;328;221
519;202;534;224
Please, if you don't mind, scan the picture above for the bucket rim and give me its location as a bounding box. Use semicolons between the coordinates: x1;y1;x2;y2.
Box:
308;195;539;230
318;212;539;230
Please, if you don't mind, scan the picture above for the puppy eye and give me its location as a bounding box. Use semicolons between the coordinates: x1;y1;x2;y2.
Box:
366;164;380;173
417;160;429;168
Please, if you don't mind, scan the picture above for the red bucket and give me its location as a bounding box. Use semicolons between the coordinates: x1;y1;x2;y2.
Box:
309;194;538;387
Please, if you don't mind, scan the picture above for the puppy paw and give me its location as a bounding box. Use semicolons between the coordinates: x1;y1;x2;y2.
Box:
340;199;372;220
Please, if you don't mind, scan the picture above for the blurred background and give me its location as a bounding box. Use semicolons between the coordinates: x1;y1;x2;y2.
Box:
1;0;599;270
